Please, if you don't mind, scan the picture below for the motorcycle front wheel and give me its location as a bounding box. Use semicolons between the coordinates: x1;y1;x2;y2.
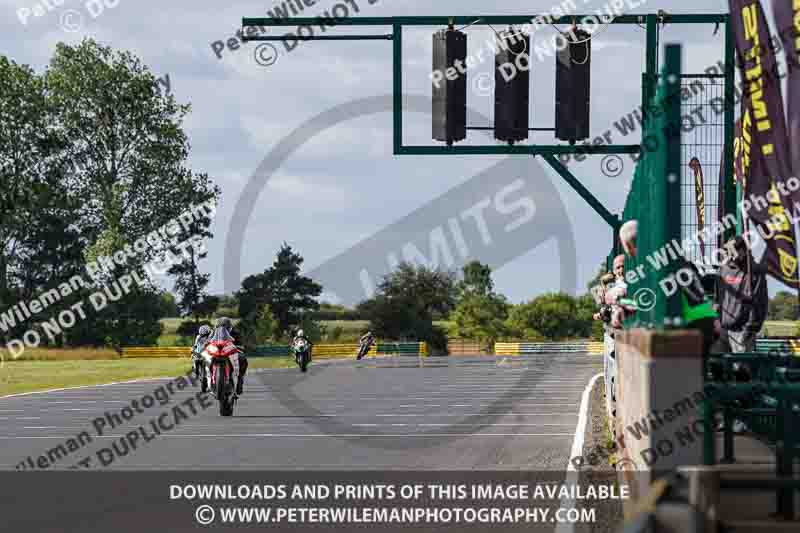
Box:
215;363;234;417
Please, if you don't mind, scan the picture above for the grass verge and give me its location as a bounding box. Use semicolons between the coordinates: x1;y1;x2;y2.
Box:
0;357;294;397
763;320;797;337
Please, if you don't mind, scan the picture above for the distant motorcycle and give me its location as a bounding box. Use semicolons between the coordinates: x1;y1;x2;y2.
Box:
356;339;373;360
201;340;242;416
293;338;311;372
191;348;208;393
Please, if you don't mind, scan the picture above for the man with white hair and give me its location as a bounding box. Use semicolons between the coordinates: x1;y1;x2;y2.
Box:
618;219;719;355
619;220;638;257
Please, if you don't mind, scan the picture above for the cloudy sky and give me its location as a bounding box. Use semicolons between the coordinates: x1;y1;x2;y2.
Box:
3;0;790;304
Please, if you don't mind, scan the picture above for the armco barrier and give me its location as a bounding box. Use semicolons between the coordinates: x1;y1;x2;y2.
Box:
121;347;187;358
494;341;603;355
376;342;427;356
447;340;485;355
755;338;800;355
494;343;521;355
123;342;427;359
250;345;290;357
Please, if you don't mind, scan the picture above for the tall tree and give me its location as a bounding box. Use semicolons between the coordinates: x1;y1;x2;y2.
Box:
0;41;219;349
45;39;217;268
376;262;457;319
506;293;585;341
0;57;68;313
357;262;455;351
459;260;494;297
167;189;220;325
449;262;508;346
237;243;323;336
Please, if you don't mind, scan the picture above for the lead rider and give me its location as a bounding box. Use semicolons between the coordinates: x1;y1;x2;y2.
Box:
206;317;249;396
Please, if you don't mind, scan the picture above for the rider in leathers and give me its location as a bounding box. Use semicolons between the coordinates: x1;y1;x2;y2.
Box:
357;331;374;360
192;325;212;390
204;317;248;396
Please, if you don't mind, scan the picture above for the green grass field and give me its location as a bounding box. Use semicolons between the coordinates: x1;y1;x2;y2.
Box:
763;321;798;337
0;357;294;397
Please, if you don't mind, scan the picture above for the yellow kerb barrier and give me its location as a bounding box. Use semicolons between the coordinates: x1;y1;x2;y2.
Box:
122;347;188;358
493;343;521;355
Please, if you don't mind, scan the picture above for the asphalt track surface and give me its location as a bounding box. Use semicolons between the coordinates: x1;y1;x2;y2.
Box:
0;354;602;471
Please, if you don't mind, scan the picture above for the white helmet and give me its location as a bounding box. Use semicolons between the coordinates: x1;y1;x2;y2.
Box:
297;329;304;337
198;325;212;336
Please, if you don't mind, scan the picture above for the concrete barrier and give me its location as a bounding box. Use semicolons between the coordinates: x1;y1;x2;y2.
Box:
613;328;705;508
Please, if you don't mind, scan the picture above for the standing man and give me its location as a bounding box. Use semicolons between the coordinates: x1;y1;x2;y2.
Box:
719;235;768;353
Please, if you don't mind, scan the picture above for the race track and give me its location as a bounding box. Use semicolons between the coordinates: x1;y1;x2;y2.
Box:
0;354;602;471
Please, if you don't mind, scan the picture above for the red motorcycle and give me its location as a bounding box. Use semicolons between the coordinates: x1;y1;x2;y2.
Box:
202;340;241;416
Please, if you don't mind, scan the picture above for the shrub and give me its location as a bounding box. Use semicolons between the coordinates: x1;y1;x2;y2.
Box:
176;320;212;338
327;325;344;342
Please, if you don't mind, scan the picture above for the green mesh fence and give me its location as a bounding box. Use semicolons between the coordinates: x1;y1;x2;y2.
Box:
608;47;684;327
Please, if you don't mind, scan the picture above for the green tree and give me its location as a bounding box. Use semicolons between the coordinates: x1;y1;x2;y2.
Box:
238;304;277;348
45;39;217;269
167;191;220;325
768;291;799;321
459;260;493;297
449;294;509;346
159;292;180;317
195;295;221;319
376;262;457;319
357;262;454;352
254;304;279;343
574;293;598;339
0;56;72;344
449;262;508;347
237;243;323;337
327;325;344;342
297;315;324;343
1;41;219;349
506;293;584;341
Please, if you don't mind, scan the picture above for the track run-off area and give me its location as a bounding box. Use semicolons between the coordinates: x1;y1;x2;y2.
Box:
0;354;602;471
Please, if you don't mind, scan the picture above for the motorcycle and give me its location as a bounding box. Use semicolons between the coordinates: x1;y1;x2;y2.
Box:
293;338;311;372
201;340;241;416
191;349;208;393
356;340;373;360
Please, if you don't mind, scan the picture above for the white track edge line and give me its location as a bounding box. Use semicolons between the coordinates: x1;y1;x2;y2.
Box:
555;372;603;533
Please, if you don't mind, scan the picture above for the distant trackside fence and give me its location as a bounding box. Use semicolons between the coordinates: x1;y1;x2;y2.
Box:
120;342;428;358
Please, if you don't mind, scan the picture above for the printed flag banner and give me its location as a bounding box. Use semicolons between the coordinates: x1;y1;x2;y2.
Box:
689;157;707;257
731;0;799;288
771;0;800;289
771;0;800;178
741;105;800;288
729;0;793;190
